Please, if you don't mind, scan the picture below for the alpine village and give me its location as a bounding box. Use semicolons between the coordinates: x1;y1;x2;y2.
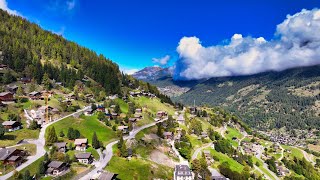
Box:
0;3;320;180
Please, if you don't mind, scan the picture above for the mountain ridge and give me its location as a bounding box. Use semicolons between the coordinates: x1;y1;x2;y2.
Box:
134;64;320;130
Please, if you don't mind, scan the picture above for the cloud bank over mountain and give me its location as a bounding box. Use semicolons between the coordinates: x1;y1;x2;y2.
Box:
174;9;320;80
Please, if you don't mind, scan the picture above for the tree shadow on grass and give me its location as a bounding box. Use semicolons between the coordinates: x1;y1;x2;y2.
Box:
0;134;16;140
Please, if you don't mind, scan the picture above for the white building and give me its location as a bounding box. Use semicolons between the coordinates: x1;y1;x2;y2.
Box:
174;165;193;180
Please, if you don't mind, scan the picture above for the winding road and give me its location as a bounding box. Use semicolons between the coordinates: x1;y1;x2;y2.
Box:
191;142;213;160
0;106;91;180
79;118;169;180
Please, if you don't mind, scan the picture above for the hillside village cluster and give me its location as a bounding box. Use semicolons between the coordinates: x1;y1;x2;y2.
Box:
0;63;319;179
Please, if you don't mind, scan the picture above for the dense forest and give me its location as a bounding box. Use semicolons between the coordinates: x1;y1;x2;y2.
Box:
0;9;173;105
0;9;120;94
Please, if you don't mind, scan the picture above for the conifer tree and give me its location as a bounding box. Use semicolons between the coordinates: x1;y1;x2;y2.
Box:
46;126;58;145
92;132;100;149
42;73;50;90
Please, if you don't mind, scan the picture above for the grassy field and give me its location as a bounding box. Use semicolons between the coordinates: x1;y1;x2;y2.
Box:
282;145;304;159
115;99;128;114
188;134;203;148
105;156;173;180
208;149;244;173
225;127;243;147
136;113;155;127
252;157;276;180
16;144;37;156
7;156;44;180
49;115;117;146
0;129;39;147
132;97;175;115
86;147;100;160
135;126;157;140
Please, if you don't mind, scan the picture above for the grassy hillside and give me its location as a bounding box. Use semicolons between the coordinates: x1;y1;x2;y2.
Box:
48;115;117;145
105;156;173;180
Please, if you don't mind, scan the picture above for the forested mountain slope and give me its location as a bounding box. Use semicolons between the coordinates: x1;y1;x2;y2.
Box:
0;9;120;94
174;65;320;130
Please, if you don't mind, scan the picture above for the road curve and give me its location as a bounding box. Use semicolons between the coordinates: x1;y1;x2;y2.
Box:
79;118;168;180
0;106;90;180
191;142;213;160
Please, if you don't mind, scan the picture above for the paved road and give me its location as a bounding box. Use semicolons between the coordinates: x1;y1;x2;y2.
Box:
0;106;90;180
79;118;169;180
279;145;284;161
298;147;315;165
191;142;213;160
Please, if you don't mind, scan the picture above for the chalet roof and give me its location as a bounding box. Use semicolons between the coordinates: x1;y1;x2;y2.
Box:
175;165;192;177
98;171;116;180
47;161;64;168
54;142;67;149
117;126;128;130
7;155;20;161
203;150;211;154
7;85;18;90
0;92;13;96
0;148;17;160
163;132;172;136
2;121;19;126
29;91;40;96
129;118;137;122
75;153;92;159
74;138;88;145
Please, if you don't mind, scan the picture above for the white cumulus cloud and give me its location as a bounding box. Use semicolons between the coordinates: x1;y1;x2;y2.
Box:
174;8;320;80
120;67;139;75
66;0;76;10
0;0;21;16
152;55;170;66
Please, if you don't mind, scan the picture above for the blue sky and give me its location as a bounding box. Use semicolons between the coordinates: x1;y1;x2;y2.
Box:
2;0;320;74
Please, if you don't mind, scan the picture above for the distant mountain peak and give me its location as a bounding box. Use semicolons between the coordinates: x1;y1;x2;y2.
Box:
133;66;172;80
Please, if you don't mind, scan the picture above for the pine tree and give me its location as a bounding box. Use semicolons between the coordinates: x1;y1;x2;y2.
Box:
59;130;65;137
92;132;100;149
0;124;5;138
42;73;50;90
120;141;128;157
23;170;31;180
16;85;24;102
44;152;49;164
64;154;70;164
191;159;201;179
67;127;74;139
38;161;46;175
118;133;123;149
46;126;58;145
74;129;80;139
114;104;120;113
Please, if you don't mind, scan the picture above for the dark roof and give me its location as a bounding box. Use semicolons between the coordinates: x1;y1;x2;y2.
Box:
7;155;21;161
75;153;92;159
163;132;173;136
2;121;19;126
98;171;117;180
54;142;67;149
29;91;40;96
175;165;192;177
0;92;13;96
0;148;17;160
7;85;18;90
211;176;227;180
47;161;65;168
